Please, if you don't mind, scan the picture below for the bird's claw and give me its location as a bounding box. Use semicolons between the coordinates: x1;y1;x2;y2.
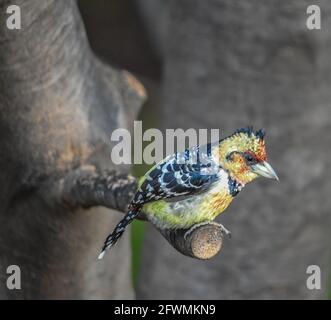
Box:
219;224;231;239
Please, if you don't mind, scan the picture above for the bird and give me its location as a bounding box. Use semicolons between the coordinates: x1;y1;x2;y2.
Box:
98;127;279;259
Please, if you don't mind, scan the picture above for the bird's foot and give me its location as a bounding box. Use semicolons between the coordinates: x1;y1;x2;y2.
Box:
219;224;231;238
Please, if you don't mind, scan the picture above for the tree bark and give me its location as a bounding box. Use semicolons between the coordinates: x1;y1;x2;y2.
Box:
0;0;145;299
137;0;331;299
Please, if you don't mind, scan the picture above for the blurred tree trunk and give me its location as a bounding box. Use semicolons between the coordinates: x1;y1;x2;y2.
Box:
137;0;331;299
0;0;145;299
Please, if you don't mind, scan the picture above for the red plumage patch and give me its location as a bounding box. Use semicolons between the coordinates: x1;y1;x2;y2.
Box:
256;140;267;161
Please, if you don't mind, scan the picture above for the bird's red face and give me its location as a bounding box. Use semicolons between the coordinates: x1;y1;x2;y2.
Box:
219;128;278;185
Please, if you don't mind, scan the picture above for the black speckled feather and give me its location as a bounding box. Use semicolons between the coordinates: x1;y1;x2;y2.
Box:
132;145;220;206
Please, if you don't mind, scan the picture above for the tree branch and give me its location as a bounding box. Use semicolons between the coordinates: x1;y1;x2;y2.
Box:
160;222;224;260
59;165;224;259
60;165;137;213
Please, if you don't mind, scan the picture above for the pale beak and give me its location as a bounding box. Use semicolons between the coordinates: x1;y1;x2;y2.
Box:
251;161;279;181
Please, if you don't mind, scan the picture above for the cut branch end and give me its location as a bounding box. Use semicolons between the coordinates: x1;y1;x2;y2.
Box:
159;221;224;260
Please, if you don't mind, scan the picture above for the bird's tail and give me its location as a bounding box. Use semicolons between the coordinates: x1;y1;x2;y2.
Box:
98;205;142;259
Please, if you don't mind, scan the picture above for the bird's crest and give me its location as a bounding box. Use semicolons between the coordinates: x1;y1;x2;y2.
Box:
219;127;267;162
232;127;265;141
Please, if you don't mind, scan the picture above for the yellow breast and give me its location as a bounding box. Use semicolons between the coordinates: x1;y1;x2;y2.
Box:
198;189;233;220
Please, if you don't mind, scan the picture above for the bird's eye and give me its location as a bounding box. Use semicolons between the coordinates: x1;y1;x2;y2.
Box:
244;152;257;164
245;154;253;161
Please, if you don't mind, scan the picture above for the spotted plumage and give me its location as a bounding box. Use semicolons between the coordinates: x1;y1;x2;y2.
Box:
98;127;278;258
228;176;243;197
134;151;219;206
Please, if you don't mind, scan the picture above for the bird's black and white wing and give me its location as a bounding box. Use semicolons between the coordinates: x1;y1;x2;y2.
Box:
131;144;220;206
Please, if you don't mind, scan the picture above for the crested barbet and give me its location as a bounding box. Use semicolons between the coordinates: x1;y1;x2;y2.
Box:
98;127;279;259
